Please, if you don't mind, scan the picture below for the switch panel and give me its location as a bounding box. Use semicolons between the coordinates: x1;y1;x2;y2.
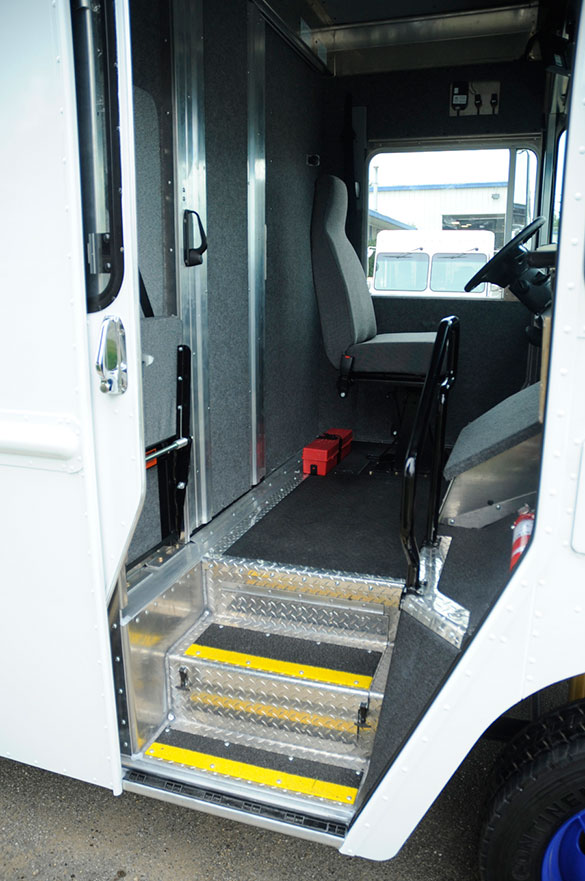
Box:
450;81;501;117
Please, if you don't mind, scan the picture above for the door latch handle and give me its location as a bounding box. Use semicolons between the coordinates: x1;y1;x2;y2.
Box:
95;316;128;395
183;209;208;267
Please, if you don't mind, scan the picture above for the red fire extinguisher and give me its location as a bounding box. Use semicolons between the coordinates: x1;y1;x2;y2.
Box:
510;506;535;570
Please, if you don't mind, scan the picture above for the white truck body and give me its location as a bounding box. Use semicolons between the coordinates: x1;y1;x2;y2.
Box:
0;0;583;876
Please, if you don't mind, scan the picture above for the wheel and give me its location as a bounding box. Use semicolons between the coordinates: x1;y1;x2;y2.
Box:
480;701;585;881
465;216;546;292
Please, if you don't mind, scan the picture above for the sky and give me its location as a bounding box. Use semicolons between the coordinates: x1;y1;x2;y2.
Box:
369;149;511;187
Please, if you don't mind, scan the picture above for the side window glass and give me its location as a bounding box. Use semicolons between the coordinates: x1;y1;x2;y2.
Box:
368;147;538;298
551;131;567;244
71;0;124;312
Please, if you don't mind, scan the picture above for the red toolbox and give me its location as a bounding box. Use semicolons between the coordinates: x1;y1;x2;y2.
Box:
302;428;353;476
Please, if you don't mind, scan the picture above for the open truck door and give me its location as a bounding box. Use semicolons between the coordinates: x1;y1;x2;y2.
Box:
0;0;143;791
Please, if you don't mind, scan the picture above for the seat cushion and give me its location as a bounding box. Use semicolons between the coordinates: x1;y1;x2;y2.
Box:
348;332;436;377
444;382;541;480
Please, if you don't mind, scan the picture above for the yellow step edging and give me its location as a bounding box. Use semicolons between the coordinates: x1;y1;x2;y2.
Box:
184;642;372;690
146;741;358;804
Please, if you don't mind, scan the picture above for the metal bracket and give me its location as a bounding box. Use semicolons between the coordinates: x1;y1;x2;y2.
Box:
356;699;371;739
401;536;470;648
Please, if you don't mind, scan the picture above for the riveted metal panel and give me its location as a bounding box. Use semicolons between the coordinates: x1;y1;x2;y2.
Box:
205;556;404;609
168;666;377;766
123;563;206;752
211;588;391;650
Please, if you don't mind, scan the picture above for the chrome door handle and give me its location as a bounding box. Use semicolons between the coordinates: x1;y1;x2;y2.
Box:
95;316;128;395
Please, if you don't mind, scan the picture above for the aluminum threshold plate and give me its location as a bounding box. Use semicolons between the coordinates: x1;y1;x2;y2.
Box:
123;767;348;846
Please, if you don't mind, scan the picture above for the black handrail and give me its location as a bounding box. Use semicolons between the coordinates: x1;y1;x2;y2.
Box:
400;315;460;590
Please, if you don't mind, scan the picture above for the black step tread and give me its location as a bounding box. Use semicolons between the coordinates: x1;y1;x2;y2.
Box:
155;727;362;789
190;624;381;677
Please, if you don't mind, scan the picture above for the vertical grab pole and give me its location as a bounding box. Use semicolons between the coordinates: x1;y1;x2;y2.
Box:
400;453;420;589
400;316;459;590
426;385;448;545
426;319;459;545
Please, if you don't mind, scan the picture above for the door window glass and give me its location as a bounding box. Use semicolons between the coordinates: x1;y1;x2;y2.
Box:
71;0;124;311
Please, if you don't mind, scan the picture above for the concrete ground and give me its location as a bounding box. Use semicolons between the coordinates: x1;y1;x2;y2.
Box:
0;738;502;881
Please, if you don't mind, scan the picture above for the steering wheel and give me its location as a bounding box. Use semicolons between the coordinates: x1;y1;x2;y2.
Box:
464;216;546;292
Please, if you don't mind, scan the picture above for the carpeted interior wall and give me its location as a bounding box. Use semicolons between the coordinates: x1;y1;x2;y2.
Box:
264;27;325;473
342;61;545;144
203;0;252;516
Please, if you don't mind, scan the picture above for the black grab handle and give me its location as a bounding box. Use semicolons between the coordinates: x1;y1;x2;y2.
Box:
400;315;460;590
183;209;208;267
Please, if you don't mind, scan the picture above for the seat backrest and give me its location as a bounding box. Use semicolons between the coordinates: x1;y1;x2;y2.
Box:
311;175;377;367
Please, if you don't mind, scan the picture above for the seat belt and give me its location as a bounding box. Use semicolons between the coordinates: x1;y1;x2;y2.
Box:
337;353;354;398
139;269;155;318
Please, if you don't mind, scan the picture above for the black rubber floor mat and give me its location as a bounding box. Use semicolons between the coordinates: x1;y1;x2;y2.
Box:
227;472;429;578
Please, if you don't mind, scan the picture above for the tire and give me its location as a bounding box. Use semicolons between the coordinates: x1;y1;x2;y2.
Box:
480;700;585;881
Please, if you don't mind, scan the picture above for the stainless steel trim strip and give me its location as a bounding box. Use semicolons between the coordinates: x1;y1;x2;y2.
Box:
368;134;542;155
123;773;345;846
312;3;538;52
248;4;267;486
173;0;212;532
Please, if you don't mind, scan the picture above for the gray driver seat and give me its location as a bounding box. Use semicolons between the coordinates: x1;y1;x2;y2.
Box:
311;174;436;395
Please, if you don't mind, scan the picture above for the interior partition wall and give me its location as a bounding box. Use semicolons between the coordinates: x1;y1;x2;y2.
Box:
203;0;252;517
263;23;326;473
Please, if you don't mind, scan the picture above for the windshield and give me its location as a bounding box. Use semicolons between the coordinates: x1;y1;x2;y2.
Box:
374;252;429;292
430;253;487;293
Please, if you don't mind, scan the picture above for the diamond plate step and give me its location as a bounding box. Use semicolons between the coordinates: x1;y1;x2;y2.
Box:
204;555;402;650
166;623;387;767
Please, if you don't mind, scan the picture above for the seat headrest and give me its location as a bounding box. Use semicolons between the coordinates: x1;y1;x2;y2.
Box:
313;175;348;232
